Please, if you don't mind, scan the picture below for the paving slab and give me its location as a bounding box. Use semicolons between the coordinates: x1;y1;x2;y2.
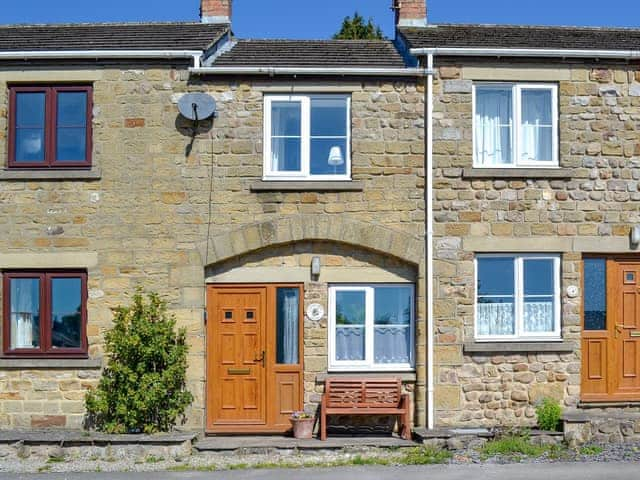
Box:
195;435;417;451
0;429;197;445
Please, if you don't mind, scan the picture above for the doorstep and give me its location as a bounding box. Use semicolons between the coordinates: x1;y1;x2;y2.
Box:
0;429;198;445
195;435;418;452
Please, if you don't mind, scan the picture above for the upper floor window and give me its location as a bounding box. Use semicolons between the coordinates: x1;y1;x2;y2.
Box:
8;85;92;168
475;254;561;341
3;270;88;356
473;83;558;168
263;94;350;180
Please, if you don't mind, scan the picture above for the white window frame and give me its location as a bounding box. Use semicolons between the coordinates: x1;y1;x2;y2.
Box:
328;284;415;372
474;254;562;342
472;83;559;168
263;94;351;181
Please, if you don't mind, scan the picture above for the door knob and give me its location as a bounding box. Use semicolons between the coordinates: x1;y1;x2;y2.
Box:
615;324;624;338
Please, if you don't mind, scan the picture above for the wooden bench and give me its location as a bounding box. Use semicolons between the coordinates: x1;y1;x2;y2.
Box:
319;377;411;441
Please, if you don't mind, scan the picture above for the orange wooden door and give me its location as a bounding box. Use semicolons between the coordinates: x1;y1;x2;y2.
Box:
206;284;304;433
582;258;640;402
207;286;267;429
611;262;640;398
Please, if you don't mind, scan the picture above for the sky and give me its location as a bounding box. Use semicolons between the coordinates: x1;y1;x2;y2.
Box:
2;0;640;39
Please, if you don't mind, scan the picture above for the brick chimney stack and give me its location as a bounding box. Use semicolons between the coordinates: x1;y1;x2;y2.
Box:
393;0;427;27
201;0;232;24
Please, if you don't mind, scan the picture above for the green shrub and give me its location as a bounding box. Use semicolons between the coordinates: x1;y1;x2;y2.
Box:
85;290;193;434
401;446;452;465
536;397;563;432
481;432;546;458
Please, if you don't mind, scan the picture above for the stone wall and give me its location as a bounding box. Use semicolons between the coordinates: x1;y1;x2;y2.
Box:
431;59;640;427
0;65;426;429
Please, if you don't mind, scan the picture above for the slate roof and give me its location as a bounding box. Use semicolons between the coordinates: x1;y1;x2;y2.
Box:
400;24;640;51
212;40;408;68
0;22;228;52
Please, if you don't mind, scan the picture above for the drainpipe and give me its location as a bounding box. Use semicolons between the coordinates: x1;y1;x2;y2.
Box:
425;53;435;430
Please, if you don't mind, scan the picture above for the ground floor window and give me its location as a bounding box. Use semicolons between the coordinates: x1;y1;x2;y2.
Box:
3;271;87;356
475;254;561;341
328;284;414;371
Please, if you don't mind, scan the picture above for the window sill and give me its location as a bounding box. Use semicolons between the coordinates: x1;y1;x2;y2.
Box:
464;341;575;354
0;168;101;181
462;168;573;179
316;371;417;383
251;180;364;192
0;358;102;369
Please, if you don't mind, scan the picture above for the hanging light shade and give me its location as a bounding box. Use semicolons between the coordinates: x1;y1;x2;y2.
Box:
327;146;344;166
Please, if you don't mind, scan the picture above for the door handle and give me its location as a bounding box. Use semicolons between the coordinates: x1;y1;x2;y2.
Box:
254;350;265;367
615;324;625;338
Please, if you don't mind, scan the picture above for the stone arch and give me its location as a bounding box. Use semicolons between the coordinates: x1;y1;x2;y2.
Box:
200;215;423;268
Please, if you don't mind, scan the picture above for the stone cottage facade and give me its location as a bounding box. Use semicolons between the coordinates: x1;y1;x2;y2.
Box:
3;0;640;436
0;1;428;432
401;23;640;428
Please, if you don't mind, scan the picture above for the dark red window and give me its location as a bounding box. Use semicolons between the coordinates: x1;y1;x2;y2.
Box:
3;271;88;356
8;85;92;168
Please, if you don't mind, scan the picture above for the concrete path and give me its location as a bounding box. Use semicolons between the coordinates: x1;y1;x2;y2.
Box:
4;462;639;480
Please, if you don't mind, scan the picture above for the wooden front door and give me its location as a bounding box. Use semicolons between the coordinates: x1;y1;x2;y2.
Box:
582;258;640;402
206;284;303;433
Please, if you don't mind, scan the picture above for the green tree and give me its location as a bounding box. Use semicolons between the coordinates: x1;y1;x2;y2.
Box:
333;11;385;40
85;290;193;434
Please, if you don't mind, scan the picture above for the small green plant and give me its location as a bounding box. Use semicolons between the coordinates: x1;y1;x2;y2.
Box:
481;432;546;458
536;397;563;432
47;455;66;464
145;455;164;464
401;446;453;465
85;289;193;434
580;445;603;456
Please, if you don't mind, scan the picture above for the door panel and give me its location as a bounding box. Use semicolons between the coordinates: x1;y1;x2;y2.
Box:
208;287;267;427
207;285;303;433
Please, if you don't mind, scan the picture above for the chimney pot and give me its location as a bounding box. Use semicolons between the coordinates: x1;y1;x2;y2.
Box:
201;0;232;24
394;0;427;27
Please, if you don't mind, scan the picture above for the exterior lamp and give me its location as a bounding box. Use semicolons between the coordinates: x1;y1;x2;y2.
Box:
311;256;321;277
631;225;640;247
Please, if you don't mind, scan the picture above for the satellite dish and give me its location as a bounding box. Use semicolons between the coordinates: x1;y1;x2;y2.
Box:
178;93;217;122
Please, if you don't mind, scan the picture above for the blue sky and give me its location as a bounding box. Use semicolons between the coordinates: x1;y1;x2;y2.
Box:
2;0;640;38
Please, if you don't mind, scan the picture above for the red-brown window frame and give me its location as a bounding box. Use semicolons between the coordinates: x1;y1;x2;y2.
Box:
8;85;93;168
2;270;88;357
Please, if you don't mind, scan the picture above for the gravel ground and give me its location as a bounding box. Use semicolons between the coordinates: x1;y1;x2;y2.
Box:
1;442;639;474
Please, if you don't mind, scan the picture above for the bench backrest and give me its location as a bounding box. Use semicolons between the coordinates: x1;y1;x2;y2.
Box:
325;378;402;408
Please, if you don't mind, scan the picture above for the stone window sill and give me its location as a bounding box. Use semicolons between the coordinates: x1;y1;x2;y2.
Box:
0;168;101;181
251;181;364;192
0;358;102;369
315;372;417;383
462;168;574;179
463;342;575;354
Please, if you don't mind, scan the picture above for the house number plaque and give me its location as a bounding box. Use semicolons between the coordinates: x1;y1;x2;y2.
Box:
306;303;325;321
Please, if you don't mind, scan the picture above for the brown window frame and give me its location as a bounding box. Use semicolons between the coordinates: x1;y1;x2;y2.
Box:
8;85;93;168
2;270;88;357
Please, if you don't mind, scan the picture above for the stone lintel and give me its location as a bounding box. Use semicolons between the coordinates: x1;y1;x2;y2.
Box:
254;84;363;93
0;358;102;369
463;342;575;354
250;181;364;192
0;252;99;269
462;66;571;82
464;237;572;252
462;168;574;179
206;266;415;284
0;168;101;181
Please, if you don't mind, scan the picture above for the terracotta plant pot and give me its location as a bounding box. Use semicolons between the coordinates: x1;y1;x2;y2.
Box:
290;417;315;439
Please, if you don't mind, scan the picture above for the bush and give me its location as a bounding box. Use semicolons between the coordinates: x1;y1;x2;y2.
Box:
85;290;193;433
536;397;563;432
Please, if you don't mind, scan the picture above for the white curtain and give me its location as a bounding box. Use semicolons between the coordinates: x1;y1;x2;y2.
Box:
271;103;284;171
336;327;365;361
520;90;552;162
374;326;410;364
10;279;38;349
475;89;512;166
524;301;554;333
477;303;514;336
277;289;299;364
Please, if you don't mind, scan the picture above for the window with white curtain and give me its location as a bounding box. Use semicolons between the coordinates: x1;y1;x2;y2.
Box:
328;284;414;371
473;83;558;168
475;254;561;341
263;94;350;180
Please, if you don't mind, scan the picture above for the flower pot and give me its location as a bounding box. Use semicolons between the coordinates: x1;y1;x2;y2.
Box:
290;417;315;439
